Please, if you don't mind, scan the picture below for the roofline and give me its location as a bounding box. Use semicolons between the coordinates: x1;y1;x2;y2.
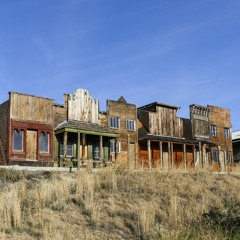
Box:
138;102;180;110
9;91;54;101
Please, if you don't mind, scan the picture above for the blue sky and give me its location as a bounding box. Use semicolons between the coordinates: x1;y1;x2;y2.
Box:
1;0;240;129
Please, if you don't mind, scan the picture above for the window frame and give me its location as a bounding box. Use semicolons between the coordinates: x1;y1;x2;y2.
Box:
211;125;217;137
126;119;136;131
59;140;73;157
40;132;49;153
224;128;230;139
212;150;218;163
93;145;100;159
109;116;120;129
13;129;24;152
110;141;121;153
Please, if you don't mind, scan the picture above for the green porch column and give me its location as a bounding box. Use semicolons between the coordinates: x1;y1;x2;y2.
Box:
77;132;81;170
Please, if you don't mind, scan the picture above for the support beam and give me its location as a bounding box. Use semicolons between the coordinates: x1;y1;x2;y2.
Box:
198;142;202;168
218;146;221;173
100;135;103;162
147;140;152;169
171;143;174;169
128;134;130;168
193;145;196;169
159;141;163;169
168;142;171;171
183;144;186;171
77;132;81;170
63;131;68;166
82;134;86;159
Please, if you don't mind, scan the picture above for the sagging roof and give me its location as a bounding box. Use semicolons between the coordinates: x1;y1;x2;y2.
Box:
138;102;180;111
55;120;118;137
139;134;219;146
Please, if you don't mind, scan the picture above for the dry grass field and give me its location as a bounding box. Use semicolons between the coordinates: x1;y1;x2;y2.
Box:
0;166;240;239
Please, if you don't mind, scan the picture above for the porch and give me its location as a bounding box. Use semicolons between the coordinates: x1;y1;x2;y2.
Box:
55;120;118;169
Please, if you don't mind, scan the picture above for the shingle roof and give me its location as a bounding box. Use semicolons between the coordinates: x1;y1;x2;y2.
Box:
55;120;115;135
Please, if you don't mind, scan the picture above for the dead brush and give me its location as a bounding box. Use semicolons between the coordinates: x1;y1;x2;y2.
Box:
137;201;156;239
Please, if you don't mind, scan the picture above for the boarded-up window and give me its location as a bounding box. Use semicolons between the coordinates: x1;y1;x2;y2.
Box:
126;119;136;131
40;132;49;153
13;129;23;151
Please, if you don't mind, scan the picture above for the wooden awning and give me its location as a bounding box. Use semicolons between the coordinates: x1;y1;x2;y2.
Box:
55;120;118;138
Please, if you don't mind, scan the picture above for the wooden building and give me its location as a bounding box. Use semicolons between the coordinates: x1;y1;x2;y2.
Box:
208;105;232;171
0;92;55;166
54;89;118;167
0;89;233;171
137;102;232;171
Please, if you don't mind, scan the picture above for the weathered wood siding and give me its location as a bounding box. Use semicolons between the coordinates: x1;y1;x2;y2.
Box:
54;104;67;128
0;101;9;165
148;107;183;137
10;92;54;123
190;105;210;140
67;89;99;123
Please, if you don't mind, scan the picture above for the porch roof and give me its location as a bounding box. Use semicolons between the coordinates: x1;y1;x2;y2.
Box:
55;120;118;137
139;134;219;146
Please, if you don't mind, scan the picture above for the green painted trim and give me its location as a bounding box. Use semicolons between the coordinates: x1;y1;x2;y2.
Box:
55;128;118;138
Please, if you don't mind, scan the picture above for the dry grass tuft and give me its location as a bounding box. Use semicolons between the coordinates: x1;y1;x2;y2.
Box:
0;168;240;239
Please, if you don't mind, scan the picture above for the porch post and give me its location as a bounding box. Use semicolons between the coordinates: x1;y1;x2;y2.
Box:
183;143;186;171
193;145;196;169
168;142;171;171
63;131;68;167
218;146;221;172
127;134;130;168
159;141;163;169
202;144;206;168
147;139;152;169
199;142;202;168
77;132;81;170
82;134;86;159
100;135;103;162
171;143;174;169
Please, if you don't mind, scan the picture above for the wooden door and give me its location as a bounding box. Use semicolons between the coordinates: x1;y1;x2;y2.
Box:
26;130;37;160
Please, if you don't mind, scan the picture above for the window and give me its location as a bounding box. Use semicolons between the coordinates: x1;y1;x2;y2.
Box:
110;117;120;129
40;132;49;153
126;119;136;131
224;128;230;139
93;145;100;159
60;141;73;157
110;141;121;153
212;150;218;163
211;125;217;137
13;129;23;151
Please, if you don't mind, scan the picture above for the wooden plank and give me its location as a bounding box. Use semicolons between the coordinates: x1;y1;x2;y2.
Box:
77;132;81;170
147;140;151;169
26;130;37;160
